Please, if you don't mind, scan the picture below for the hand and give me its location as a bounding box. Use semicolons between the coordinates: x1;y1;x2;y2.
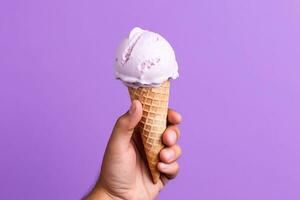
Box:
85;100;182;200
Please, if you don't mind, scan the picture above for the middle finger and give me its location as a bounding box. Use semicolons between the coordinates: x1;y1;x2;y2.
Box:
162;125;180;147
160;144;182;163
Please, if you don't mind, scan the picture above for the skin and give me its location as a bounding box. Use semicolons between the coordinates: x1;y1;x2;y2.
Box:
85;100;182;200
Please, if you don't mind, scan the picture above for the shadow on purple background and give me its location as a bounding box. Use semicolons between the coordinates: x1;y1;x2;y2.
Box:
1;0;300;199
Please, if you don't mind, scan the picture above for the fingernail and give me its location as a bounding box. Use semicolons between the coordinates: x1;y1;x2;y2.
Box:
129;102;136;115
165;150;175;161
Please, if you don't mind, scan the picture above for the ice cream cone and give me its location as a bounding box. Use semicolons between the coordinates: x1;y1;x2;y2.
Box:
128;81;170;183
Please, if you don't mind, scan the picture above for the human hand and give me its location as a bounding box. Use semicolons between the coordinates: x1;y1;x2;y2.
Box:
85;100;182;200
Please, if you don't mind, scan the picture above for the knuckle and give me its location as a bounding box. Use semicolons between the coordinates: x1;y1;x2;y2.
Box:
115;115;128;129
175;163;180;174
177;113;182;122
175;145;182;157
175;126;181;137
166;126;179;136
170;125;180;138
169;163;179;178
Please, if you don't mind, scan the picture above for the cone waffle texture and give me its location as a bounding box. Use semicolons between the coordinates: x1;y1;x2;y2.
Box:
128;81;170;183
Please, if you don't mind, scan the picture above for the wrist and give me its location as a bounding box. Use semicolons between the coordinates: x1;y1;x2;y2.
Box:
84;186;117;200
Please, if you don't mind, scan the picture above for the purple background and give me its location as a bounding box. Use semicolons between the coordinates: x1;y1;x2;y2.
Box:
1;0;300;199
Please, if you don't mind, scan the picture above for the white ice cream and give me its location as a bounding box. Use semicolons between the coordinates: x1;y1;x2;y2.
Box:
115;27;179;87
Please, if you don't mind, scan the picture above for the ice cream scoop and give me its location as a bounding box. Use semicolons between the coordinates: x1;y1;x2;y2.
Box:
115;27;179;87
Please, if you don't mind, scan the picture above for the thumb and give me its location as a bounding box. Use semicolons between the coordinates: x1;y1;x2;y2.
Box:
110;100;142;149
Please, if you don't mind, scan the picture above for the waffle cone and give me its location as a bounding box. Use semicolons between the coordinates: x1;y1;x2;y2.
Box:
128;81;170;183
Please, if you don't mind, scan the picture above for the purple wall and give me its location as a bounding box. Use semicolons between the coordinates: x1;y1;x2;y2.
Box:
1;0;300;199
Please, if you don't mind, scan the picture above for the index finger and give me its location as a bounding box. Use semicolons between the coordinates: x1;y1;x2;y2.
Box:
167;108;182;125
